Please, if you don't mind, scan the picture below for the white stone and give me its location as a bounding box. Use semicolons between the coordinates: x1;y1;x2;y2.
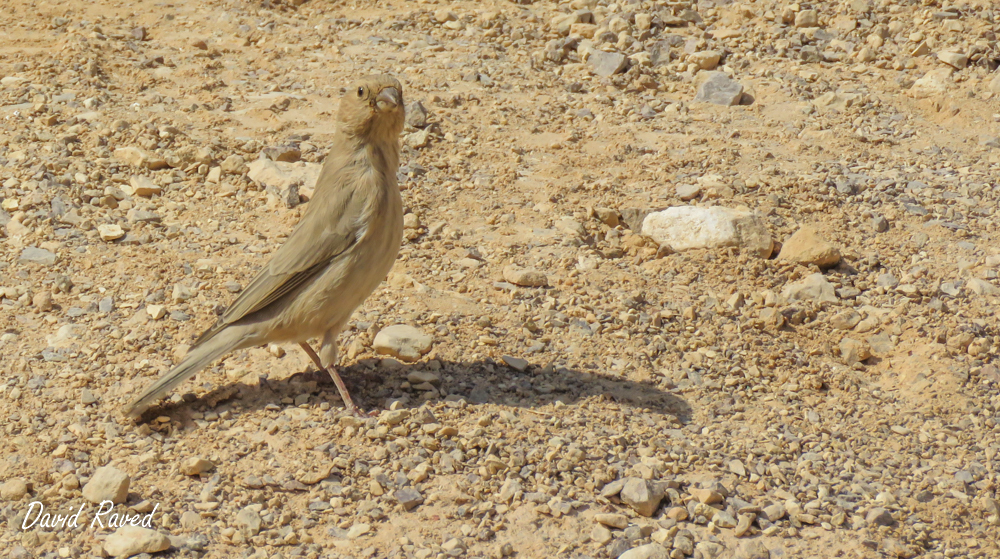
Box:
98;224;125;241
82;466;130;504
373;325;433;362
641;206;772;257
619;543;670;559
783;273;838;304
104;526;170;557
909;67;953;99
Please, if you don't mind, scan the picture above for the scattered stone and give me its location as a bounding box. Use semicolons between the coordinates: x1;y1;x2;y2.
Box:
104;526;170;557
395;487;424;510
502;265;548;287
32;290;53;312
127;176;162;197
373;325;433;362
98;224;125;241
501;355;529;371
220;154;247;175
591;524;614;545
688;51;721;71
777;225;841;268
713;510;738;528
82;466;130;504
696;541;726;559
794;10;819;27
589;50;628;76
733;539;771;559
909;68;953;98
689;487;724;505
620;478;663;517
937;51;968;69
642;206;772;257
693;72;745;106
114;147;168;170
594;513;628;529
675;184;702;201
235;507;262;536
407;101;429;128
147;304;167;320
1;478;29;501
618;543;670;559
18;247;57;266
866;507;894;527
783;273;838;303
261;145;301;163
180;457;215;476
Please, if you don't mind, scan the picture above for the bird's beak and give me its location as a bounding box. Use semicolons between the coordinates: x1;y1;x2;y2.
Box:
375;87;401;112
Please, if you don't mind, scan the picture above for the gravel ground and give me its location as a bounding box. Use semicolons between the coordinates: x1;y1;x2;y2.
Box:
1;0;999;558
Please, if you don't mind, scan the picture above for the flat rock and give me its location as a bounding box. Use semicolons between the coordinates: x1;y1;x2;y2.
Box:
104;526;170;557
777;225;841;268
688;50;721;70
114;147;167;170
1;478;29;500
866;507;894;526
18;247;57;266
98;224;125;241
180;457;215;476
236;507;262;536
394;487;424;510
501;355;529;371
675;183;702;200
693;72;744;106
696;541;726;559
937;50;968;69
620;477;663;517
619;543;670;559
910;67;953;98
589;50;628;76
373;325;433;362
783;273;838;304
406;101;429;128
840;337;871;365
261;145;301;162
82;466;130;504
642;206;772;257
503;265;548;287
690;487;724;505
127;176;162;197
594;512;628;528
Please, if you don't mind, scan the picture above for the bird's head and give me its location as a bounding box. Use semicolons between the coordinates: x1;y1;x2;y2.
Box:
337;74;405;142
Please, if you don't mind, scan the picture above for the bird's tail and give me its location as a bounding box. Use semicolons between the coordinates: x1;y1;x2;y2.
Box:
126;327;245;418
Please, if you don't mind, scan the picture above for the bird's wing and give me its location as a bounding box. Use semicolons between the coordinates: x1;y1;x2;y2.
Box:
192;158;366;347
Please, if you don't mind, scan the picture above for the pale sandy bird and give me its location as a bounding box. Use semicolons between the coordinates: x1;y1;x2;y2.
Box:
127;75;405;418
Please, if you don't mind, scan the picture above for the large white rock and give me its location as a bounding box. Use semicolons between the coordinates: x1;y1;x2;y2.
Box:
619;543;670;559
373;325;433;362
82;466;130;504
783;273;838;303
641;206;772;257
104;526;170;557
909;67;953;99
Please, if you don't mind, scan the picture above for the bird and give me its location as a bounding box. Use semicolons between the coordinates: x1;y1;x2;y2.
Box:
127;74;406;418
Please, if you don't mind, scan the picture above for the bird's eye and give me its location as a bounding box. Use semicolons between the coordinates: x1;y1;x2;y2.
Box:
357;87;365;98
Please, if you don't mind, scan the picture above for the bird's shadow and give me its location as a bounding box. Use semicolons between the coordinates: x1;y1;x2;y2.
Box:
133;358;692;424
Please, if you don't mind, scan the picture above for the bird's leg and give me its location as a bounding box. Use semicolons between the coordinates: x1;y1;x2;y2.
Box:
298;342;365;417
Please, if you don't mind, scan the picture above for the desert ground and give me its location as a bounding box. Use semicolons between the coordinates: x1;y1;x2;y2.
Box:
1;0;999;558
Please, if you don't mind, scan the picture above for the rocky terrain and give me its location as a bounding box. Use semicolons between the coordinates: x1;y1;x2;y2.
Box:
1;0;1000;557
